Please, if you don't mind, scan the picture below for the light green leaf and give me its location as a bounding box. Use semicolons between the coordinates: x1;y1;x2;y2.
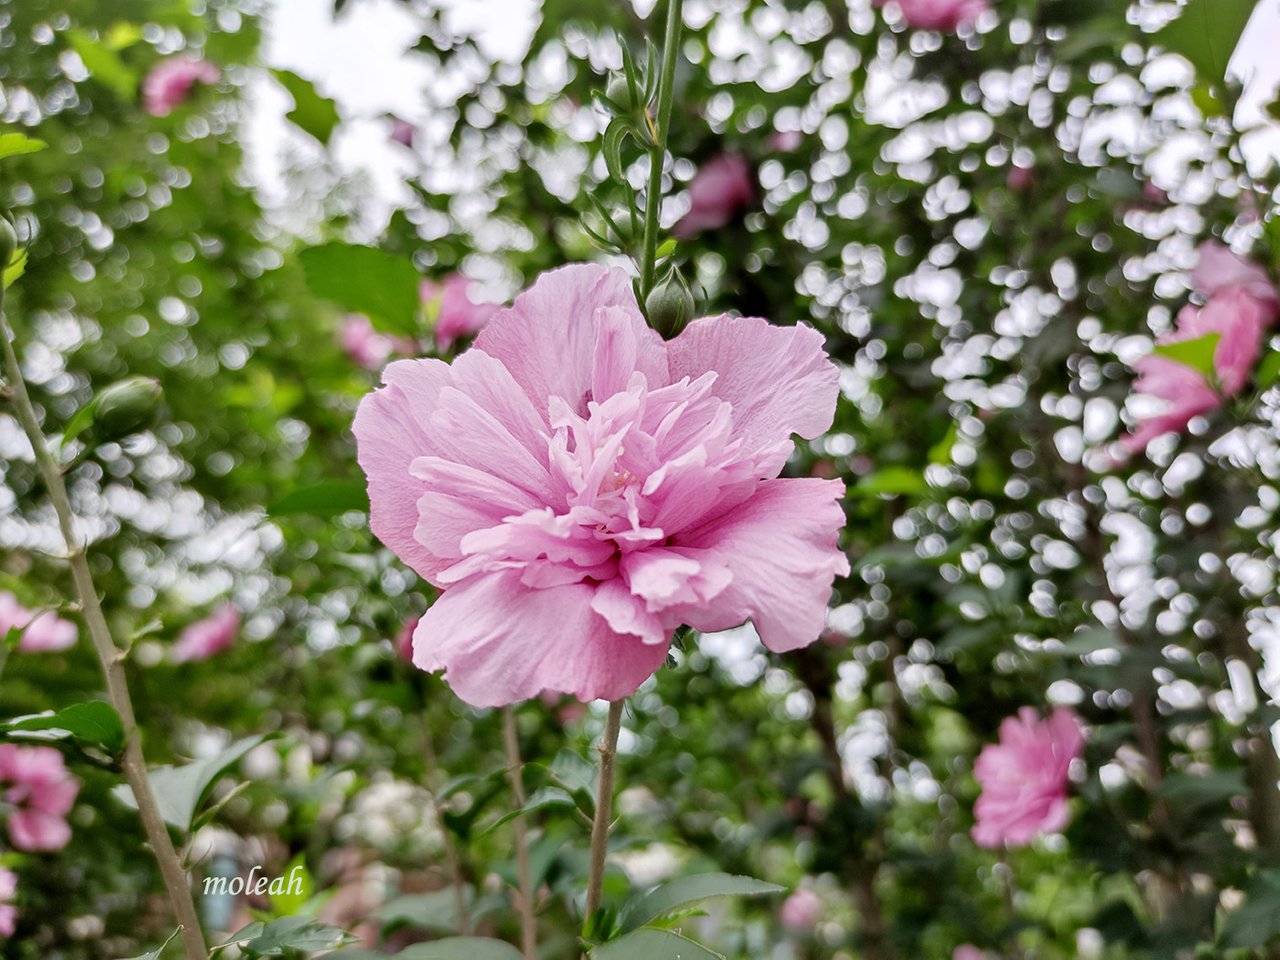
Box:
112;734;273;832
619;873;783;932
272;70;340;146
481;785;577;836
268;480;369;518
3;701;125;755
378;886;474;933
298;242;421;337
68;29;139;100
1219;869;1280;948
269;851;313;916
592;929;724;960
928;421;959;465
0;133;47;159
1255;350;1280;390
388;937;525;960
1152;332;1220;381
852;466;928;498
1152;0;1259;87
4;247;28;289
115;926;181;960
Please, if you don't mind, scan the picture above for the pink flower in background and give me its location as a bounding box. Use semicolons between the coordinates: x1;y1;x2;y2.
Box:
0;745;79;853
972;707;1083;848
142;56;220;117
1006;162;1034;192
171;604;240;663
674;154;756;238
954;946;987;960
420;274;500;351
876;0;990;31
340;315;417;370
770;129;804;153
394;616;419;663
780;888;824;932
0;868;15;938
355;263;848;707
1122;243;1278;455
1142;181;1169;206
0;591;77;653
389;117;415;148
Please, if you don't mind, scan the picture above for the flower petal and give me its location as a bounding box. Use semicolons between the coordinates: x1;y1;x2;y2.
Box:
668;478;848;652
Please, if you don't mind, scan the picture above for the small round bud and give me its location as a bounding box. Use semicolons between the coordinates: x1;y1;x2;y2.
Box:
0;219;17;270
644;265;695;340
93;376;163;439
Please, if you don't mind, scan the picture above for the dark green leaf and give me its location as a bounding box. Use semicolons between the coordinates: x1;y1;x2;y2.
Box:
592;929;724;959
268;480;369;518
1152;0;1259;86
298;242;421;337
3;701;125;755
481;785;577;836
272;69;340;145
1219;870;1280;948
240;916;355;956
378;886;474;933
619;873;783;932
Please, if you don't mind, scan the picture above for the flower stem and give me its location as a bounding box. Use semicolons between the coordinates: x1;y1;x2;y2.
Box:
584;699;625;924
0;292;208;960
502;706;538;960
639;0;685;301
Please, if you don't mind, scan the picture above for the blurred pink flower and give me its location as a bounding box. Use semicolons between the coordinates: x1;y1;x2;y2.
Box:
394;616;418;663
142;56;220;117
0;867;15;938
972;706;1083;848
420;274;500;352
354;263;848;707
1122;244;1278;455
876;0;990;31
340;315;417;370
171;604;240;663
389;117;415;148
674;154;756;238
1142;181;1169;206
0;591;77;653
0;745;79;852
1006;162;1034;192
954;946;987;960
780;888;824;932
770;129;804;153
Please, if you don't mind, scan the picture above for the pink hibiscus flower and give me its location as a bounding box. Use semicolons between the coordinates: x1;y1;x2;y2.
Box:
1122;244;1278;455
340;315;418;371
354;263;848;707
0;867;15;938
171;604;240;663
954;947;987;960
0;591;77;653
420;273;500;352
972;707;1084;848
141;56;220;117
876;0;990;31
0;744;79;853
674;154;756;238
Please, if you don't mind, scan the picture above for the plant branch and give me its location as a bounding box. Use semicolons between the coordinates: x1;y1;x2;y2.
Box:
502;706;537;960
0;292;208;960
638;0;685;300
422;712;470;934
584;699;625;925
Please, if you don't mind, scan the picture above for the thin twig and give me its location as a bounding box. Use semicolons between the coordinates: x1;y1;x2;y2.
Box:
503;706;537;960
0;294;208;960
584;700;625;925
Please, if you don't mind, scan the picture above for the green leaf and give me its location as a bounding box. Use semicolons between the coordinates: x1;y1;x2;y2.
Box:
1152;332;1220;381
272;70;340;146
1219;869;1280;948
1256;350;1280;390
852;466;928;498
68;30;139;100
619;873;783;933
60;396;102;449
4;247;27;289
112;734;272;832
239;916;354;956
549;749;598;800
386;937;525;960
378;886;474;933
268;480;369;518
298;242;421;337
592;929;724;960
0;133;47;159
115;926;181;960
928;421;959;465
1157;770;1246;808
270;852;313;916
3;701;125;755
481;785;577;836
1152;0;1259;87
655;238;677;261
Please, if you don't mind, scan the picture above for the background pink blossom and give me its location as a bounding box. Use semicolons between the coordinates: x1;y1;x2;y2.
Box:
420;273;500;351
780;888;824;932
340;314;417;370
876;0;990;32
674;154;756;238
355;263;848;707
0;745;79;853
0;867;15;938
972;707;1084;848
171;604;240;663
0;591;77;653
141;56;219;117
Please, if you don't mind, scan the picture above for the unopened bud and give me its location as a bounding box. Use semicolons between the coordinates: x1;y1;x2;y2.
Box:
605;74;633;112
644;266;695;340
93;376;163;439
0;219;16;271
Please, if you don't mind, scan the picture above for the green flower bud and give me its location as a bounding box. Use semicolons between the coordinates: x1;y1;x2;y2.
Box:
0;219;16;273
93;376;163;439
644;265;695;340
605;74;633;112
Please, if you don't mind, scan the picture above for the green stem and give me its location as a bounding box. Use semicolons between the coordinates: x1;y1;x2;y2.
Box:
583;700;625;930
0;290;208;960
639;0;685;300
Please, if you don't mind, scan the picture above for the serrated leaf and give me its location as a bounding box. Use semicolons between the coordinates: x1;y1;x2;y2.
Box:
268;480;369;518
3;701;125;755
1152;332;1219;381
619;873;783;932
112;734;272;832
68;29;139;100
1152;0;1259;87
1219;869;1280;948
0;133;47;159
272;69;340;146
298;243;421;337
592;929;724;960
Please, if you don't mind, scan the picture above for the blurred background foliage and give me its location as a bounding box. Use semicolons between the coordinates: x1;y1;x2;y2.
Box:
2;0;1280;957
